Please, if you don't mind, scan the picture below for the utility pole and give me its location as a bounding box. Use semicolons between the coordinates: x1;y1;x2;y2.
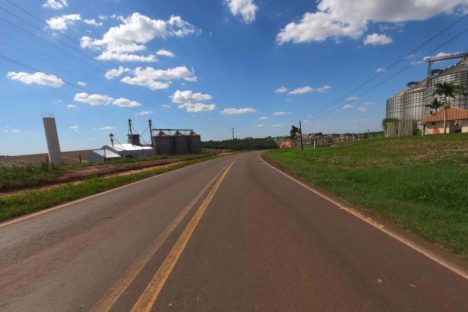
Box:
299;120;304;151
231;128;235;140
148;119;153;148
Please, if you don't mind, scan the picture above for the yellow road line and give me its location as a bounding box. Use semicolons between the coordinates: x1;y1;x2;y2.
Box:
92;165;228;312
130;161;235;312
259;153;468;280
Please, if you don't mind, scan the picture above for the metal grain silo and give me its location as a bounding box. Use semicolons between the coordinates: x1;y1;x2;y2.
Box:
42;117;63;164
152;131;174;154
174;131;189;154
188;131;201;153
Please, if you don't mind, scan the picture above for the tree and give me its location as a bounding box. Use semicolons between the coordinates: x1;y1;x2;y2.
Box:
425;98;443;114
290;125;301;140
432;82;465;134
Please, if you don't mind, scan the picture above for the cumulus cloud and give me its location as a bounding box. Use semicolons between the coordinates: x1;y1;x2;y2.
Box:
7;71;64;87
274;86;288;93
364;33;393;45
272;123;283;128
83;19;103;27
77;81;87;87
80;13;197;62
277;0;467;44
42;0;67;10
226;0;258;24
357;106;369;112
342;103;354;110
170;90;216;113
105;66;130;79
69;125;79;131
112;98;142;107
255;123;265;128
74;92;142;108
221;107;256;115
74;92;113;105
47;14;81;31
346;96;358;101
120;66;196;90
289;86;314;95
100;126;115;131
258;116;268;121
156;49;175;58
67;104;77;108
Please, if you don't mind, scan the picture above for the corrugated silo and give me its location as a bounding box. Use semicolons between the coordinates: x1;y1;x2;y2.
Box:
152;131;174;154
174;131;189;154
42;117;63;164
188;130;201;153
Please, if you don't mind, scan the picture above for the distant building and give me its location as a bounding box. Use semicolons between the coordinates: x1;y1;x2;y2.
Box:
385;53;468;136
89;143;154;163
421;107;468;135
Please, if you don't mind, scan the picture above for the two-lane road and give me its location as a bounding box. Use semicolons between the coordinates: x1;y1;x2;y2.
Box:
0;152;467;311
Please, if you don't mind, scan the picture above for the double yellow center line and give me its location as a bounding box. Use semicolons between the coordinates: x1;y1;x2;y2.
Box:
93;161;235;312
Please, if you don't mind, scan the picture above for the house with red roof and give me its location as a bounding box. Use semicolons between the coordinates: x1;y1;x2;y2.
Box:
420;107;468;135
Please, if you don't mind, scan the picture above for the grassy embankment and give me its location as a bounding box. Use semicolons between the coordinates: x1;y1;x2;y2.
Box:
265;134;468;258
0;154;215;222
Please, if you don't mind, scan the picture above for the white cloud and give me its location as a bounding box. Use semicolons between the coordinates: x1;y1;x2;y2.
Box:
69;125;79;131
316;85;332;93
67;104;77;108
80;13;196;62
170;90;216;113
100;126;115;131
120;66;196;90
226;0;258;24
136;110;153;116
346;96;358;101
357;106;369;112
42;0;67;10
112;98;142;107
376;67;386;73
277;0;467;44
83;19;103;27
156;49;175;58
255;123;265;128
258;116;268;121
74;92;113;105
105;66;130;79
289;86;314;95
221;107;256;115
47;14;81;31
342;103;354;110
364;33;393;45
77;81;87;87
272;123;283;128
273;111;291;116
274;86;288;93
7;71;64;87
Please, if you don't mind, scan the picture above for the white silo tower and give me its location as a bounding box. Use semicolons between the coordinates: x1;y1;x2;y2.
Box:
42;116;63;164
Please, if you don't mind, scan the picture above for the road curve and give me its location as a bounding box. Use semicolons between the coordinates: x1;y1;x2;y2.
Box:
0;151;467;311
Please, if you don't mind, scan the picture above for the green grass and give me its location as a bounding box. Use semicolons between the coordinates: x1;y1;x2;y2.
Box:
0;153;210;192
0;155;215;222
265;134;468;258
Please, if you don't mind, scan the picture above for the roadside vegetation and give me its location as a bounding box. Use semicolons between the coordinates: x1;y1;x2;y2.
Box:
0;153;210;192
202;136;278;151
265;134;468;258
0;154;216;222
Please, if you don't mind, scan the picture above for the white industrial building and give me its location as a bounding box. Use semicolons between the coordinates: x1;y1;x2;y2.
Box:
89;143;154;163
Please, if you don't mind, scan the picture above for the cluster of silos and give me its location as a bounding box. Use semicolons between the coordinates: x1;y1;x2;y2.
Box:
151;130;201;155
385;55;468;122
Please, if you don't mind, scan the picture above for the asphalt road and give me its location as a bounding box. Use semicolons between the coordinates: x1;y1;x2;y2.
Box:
0;151;467;311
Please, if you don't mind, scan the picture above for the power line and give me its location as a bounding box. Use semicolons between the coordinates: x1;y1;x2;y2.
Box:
310;14;468;118
313;22;468;119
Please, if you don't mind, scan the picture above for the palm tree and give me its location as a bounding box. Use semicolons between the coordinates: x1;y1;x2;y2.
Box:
425;98;443;114
432;82;465;134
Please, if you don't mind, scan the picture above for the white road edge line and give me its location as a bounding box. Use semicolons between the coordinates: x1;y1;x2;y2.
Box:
259;153;468;280
0;158;222;229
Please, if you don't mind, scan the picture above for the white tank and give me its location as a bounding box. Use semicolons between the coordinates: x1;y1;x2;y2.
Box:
42;117;62;164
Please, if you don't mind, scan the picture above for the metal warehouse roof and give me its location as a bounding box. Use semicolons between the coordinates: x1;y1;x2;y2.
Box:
91;148;121;158
108;143;153;151
421;107;468;124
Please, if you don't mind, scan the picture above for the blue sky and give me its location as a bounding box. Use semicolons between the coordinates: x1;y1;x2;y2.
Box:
1;0;467;155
